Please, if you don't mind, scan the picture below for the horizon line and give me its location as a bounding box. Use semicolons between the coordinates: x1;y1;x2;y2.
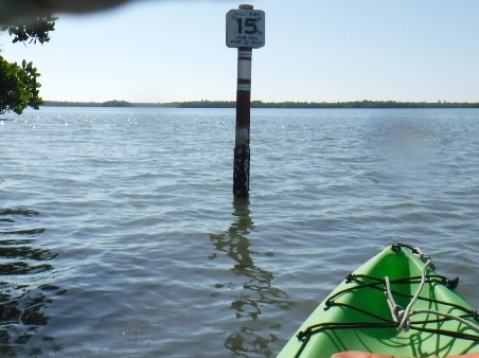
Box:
41;99;479;109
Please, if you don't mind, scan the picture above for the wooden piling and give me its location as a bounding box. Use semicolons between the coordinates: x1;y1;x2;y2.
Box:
233;46;252;198
226;4;265;198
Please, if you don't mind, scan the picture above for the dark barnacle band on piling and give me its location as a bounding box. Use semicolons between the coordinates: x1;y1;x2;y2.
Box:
233;142;250;198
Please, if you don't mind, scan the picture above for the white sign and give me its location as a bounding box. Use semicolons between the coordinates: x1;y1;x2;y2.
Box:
226;8;265;49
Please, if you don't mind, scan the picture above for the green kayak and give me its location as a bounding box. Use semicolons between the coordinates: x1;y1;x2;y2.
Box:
277;243;479;358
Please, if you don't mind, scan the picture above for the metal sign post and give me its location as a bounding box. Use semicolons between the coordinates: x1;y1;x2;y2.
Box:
226;4;265;199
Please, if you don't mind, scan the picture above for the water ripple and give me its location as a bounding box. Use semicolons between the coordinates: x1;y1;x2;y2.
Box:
0;206;63;356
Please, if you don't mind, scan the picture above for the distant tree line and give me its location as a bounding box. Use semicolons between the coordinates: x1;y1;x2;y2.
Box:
43;99;479;109
44;100;135;107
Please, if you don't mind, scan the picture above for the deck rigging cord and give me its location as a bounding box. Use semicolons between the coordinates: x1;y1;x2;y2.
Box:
293;244;479;358
385;251;479;333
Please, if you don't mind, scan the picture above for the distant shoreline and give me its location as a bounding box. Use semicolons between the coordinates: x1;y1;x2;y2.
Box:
42;100;479;109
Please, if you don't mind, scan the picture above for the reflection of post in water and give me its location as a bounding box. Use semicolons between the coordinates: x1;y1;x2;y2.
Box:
210;199;255;271
0;207;64;355
210;199;295;357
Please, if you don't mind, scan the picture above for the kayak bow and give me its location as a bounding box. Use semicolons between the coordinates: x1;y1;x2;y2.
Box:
277;243;479;358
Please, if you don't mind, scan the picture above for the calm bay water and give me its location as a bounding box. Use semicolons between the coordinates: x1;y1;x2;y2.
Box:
1;107;479;357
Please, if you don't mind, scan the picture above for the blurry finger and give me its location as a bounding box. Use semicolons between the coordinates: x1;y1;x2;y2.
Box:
0;0;132;24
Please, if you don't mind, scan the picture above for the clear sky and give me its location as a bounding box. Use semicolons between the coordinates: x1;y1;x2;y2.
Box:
2;0;479;103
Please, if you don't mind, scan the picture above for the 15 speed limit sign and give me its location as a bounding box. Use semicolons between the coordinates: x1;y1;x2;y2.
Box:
226;8;265;49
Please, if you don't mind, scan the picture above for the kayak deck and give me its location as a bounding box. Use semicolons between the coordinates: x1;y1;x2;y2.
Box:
278;243;479;358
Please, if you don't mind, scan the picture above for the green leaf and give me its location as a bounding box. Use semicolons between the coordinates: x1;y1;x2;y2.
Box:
0;55;43;115
0;15;55;115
